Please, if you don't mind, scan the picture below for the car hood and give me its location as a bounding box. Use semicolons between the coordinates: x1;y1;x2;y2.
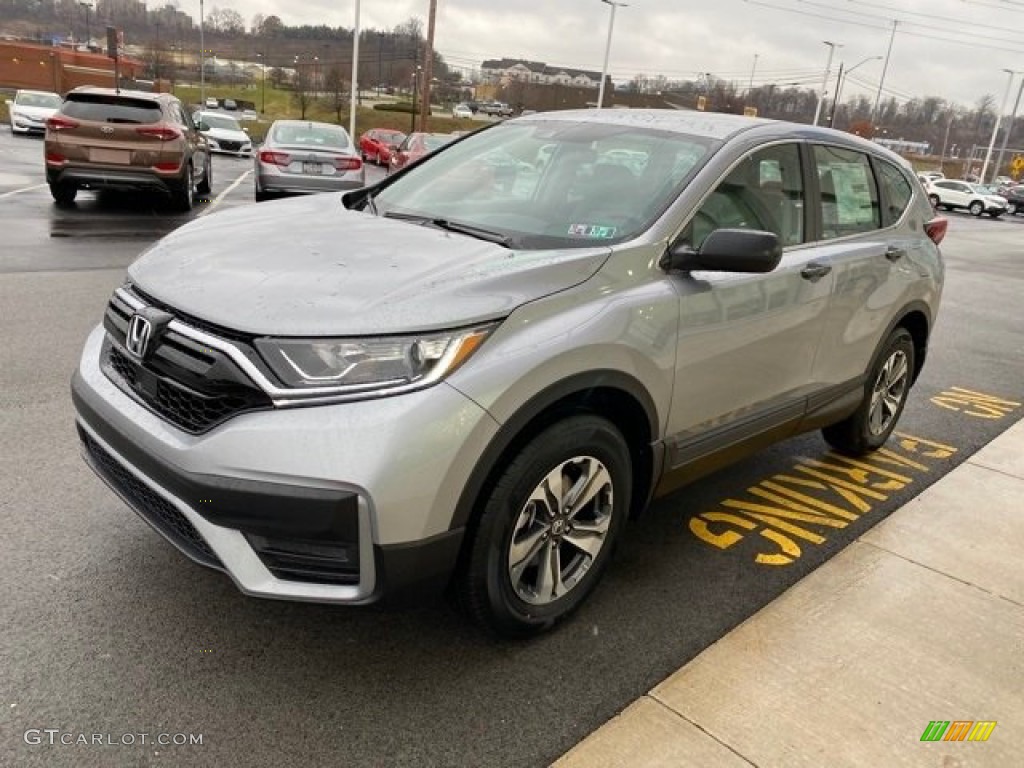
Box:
206;127;250;143
12;105;57;120
127;194;611;336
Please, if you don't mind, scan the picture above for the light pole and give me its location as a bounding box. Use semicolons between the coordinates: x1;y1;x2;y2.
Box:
199;0;205;106
829;55;882;128
349;0;361;142
256;52;266;113
993;71;1024;183
980;69;1019;184
812;41;840;126
597;0;627;109
79;2;92;50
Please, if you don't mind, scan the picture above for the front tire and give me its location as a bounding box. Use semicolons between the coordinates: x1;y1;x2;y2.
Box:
969;200;984;216
823;327;915;455
457;415;631;637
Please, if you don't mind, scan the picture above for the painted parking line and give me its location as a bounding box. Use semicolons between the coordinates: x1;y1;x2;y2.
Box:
687;384;1022;566
0;183;47;199
198;169;251;217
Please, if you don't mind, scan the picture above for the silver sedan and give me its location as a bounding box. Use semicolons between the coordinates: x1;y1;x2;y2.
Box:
254;120;365;201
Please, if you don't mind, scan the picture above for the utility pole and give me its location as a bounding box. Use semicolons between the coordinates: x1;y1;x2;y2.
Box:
827;62;843;128
870;20;898;126
419;0;437;133
597;0;628;109
747;53;758;96
939;114;953;175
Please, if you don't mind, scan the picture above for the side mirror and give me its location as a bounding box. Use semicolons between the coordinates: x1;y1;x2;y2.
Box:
661;229;782;273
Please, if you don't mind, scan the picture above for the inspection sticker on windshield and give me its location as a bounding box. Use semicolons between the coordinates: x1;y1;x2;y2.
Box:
569;224;617;238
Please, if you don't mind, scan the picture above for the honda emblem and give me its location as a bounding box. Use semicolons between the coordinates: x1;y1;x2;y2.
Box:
125;314;153;359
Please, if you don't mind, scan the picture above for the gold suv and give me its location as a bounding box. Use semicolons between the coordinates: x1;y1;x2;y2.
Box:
45;87;211;210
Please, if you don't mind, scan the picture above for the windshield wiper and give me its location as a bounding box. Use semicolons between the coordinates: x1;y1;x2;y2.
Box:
383;212;513;247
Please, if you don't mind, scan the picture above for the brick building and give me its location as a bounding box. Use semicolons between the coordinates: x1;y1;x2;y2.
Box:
0;41;143;94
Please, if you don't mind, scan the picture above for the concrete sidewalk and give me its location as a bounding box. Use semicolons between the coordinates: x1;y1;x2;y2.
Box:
556;419;1024;768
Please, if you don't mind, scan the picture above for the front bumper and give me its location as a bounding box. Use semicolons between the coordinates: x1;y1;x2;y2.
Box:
72;324;499;604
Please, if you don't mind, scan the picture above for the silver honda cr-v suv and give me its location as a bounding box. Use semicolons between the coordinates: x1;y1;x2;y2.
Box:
72;110;946;636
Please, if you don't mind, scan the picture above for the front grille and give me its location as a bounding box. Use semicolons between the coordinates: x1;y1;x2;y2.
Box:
81;431;222;569
219;140;243;152
102;296;273;434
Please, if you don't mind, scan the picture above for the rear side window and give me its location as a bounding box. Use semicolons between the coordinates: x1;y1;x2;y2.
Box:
62;94;162;125
876;159;914;225
813;145;880;240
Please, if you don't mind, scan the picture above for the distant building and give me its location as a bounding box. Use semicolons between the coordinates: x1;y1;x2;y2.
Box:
480;58;605;89
874;137;931;156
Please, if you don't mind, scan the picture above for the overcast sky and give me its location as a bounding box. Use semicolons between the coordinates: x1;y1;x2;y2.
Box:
180;0;1024;112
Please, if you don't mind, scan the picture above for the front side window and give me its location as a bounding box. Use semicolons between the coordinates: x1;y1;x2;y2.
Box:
813;145;880;239
373;120;716;249
688;143;804;249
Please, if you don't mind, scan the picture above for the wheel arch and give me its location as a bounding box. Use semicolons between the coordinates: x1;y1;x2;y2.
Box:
450;371;661;538
893;302;931;384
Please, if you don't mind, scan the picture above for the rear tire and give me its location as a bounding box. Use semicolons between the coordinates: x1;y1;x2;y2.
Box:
169;163;194;212
823;327;915;455
1009;202;1018;215
196;157;212;195
50;182;77;205
456;415;631;637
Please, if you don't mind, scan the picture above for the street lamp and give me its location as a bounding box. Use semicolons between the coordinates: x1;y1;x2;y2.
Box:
981;69;1021;183
993;74;1024;183
829;55;882;128
597;0;627;109
256;52;266;114
349;0;361;143
812;41;840;126
79;2;92;50
199;0;205;107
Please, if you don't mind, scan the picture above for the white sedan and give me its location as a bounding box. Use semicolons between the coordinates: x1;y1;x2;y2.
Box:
6;90;62;135
194;111;253;156
452;103;473;119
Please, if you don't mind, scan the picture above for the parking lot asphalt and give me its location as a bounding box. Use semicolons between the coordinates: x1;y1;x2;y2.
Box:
1;127;1022;767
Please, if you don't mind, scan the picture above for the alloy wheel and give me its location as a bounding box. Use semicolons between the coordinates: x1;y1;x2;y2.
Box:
868;349;909;436
506;455;614;606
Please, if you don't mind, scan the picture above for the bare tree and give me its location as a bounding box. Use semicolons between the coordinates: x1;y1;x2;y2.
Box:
293;64;313;119
324;65;348;123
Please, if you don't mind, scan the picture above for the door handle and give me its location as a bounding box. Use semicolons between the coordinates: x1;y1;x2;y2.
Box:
800;262;832;281
885;246;906;262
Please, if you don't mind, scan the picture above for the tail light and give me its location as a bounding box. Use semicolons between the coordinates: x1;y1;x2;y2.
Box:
259;150;291;167
924;217;948;246
45;152;67;165
135;126;181;141
154;161;181;171
46;115;79;131
334;156;363;172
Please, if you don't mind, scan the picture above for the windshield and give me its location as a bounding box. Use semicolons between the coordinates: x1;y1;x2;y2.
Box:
17;92;61;108
422;134;454;151
202;113;242;131
272;122;350;149
372;119;715;249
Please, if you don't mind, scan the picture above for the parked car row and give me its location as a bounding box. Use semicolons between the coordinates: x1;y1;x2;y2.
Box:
925;178;1008;218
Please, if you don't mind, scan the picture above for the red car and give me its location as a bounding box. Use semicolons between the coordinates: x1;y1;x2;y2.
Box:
358;128;406;166
388;132;455;174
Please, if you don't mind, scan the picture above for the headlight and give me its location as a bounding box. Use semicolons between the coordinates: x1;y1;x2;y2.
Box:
254;324;496;394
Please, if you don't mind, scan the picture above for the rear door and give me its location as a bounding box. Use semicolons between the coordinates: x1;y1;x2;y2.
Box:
804;145;923;393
